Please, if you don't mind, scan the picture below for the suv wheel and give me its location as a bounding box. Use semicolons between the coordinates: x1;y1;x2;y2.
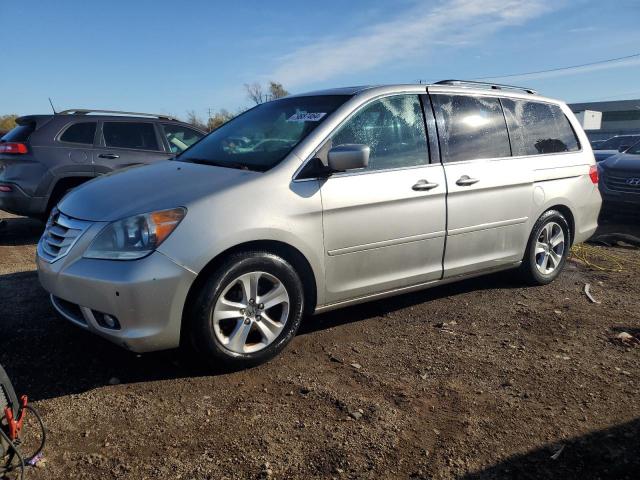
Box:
189;251;305;368
520;210;570;285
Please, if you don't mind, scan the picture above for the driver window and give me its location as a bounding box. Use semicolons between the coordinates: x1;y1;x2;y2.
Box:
328;94;429;171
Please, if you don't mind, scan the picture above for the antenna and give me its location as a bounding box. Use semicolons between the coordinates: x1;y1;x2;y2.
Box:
48;98;57;114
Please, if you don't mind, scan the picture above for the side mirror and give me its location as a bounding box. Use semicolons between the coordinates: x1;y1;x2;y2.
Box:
327;144;370;172
618;145;630;153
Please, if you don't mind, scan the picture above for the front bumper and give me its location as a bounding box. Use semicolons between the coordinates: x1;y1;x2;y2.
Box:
0;182;47;217
599;182;640;213
37;244;197;353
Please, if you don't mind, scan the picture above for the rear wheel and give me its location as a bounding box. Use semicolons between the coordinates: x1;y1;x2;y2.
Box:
189;251;305;368
520;210;570;285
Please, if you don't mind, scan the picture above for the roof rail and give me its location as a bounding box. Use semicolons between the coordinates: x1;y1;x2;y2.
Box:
433;79;537;95
57;109;179;121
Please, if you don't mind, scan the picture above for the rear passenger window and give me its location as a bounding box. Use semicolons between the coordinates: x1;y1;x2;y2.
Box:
59;122;96;144
329;94;428;171
501;99;580;155
103;122;159;150
432;94;511;162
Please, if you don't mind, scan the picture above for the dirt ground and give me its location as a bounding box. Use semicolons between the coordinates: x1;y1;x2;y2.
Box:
0;210;638;480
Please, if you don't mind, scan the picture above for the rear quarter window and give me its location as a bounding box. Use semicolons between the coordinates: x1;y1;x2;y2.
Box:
501;99;580;155
59;122;97;145
432;94;511;162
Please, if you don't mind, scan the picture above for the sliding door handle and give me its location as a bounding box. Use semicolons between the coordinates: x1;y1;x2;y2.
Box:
412;179;439;191
456;175;479;186
98;153;120;159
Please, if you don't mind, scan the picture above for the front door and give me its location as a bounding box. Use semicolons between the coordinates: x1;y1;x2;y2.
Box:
320;94;447;304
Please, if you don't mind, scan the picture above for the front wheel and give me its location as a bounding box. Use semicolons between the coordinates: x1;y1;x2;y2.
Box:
189;251;305;368
520;210;570;285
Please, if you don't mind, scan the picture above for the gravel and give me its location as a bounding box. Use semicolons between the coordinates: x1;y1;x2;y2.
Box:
1;211;638;479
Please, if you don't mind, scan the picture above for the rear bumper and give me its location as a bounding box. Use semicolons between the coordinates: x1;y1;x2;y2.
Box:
0;182;47;217
37;250;197;352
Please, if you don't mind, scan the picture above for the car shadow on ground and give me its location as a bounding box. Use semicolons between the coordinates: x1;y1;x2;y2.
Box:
460;417;640;480
0;266;521;403
0;213;638;403
0;216;43;246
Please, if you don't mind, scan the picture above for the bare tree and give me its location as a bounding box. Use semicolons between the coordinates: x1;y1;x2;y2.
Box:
186;110;207;130
268;81;289;100
244;82;264;105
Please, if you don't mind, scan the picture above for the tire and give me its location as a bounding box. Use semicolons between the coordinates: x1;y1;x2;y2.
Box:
519;210;571;286
189;251;305;368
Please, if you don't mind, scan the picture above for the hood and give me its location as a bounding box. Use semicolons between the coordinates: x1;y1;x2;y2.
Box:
58;160;257;221
600;153;640;172
594;150;619;162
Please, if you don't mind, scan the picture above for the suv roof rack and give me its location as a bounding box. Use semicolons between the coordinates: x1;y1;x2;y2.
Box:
433;79;537;95
57;109;179;121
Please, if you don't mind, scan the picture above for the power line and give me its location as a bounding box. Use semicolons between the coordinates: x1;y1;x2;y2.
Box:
472;53;640;81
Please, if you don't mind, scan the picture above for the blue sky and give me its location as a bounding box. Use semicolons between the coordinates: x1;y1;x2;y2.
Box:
1;0;639;119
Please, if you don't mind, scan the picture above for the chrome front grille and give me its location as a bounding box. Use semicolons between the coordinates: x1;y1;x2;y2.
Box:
38;210;91;263
603;174;640;194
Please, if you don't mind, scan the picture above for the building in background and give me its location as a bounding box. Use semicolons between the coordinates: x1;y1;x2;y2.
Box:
569;99;640;141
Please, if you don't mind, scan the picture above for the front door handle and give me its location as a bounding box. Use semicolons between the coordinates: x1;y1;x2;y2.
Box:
456;175;479;186
98;153;120;159
412;179;439;191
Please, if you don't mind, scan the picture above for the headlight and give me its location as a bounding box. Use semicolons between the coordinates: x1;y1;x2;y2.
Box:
84;207;186;260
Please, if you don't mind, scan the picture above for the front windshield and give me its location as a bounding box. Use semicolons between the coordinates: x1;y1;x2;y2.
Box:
178;95;350;171
596;135;639;150
627;140;640;155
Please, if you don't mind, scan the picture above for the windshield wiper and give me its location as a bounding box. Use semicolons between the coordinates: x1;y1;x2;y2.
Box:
183;158;262;171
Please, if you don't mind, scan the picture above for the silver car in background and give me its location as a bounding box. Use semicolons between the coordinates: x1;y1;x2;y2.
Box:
37;81;602;367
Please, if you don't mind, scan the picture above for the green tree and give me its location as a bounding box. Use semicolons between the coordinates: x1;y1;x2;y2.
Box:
207;109;234;131
0;114;18;133
268;81;289;100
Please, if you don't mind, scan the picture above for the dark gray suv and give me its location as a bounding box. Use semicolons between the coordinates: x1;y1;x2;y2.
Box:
0;109;206;219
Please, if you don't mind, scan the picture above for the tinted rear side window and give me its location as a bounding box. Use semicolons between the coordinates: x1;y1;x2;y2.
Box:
432;94;511;162
1;123;35;142
59;122;96;144
502;99;580;155
103;122;159;150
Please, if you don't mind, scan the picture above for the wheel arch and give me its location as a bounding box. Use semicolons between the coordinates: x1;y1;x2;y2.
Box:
45;175;95;214
544;203;575;246
180;240;318;343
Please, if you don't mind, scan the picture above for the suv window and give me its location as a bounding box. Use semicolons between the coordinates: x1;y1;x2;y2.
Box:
59;122;96;145
162;124;204;153
329;94;428;171
432;94;511;163
103;122;159;150
502;99;580;155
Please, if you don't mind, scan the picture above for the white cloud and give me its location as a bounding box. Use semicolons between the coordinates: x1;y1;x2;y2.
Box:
267;0;560;87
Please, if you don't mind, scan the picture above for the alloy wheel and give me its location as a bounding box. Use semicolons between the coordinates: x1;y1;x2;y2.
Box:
212;271;290;354
534;221;565;275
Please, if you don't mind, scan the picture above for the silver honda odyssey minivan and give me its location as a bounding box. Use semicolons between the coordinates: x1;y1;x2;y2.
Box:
37;81;602;367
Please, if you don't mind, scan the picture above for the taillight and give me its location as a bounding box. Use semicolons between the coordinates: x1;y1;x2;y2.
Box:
0;185;12;193
589;165;599;184
0;142;28;154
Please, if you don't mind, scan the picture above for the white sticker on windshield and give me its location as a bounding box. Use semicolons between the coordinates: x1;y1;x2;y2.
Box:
287;112;327;122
